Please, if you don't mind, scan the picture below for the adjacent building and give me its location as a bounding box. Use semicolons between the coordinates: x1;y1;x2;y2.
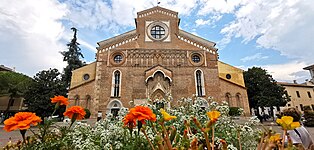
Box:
278;82;314;112
68;6;250;118
0;65;25;115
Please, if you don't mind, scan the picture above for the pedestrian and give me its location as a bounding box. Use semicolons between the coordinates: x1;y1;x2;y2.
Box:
282;107;314;150
257;114;263;123
97;111;102;121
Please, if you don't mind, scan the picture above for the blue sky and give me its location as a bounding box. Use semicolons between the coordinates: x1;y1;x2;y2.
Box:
0;0;313;83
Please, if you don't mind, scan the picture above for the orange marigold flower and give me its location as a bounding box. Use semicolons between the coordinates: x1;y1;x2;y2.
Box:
3;112;42;132
63;106;86;120
50;95;69;106
129;106;156;124
123;113;136;128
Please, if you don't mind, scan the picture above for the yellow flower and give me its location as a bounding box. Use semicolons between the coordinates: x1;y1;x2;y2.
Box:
269;134;281;142
276;116;300;130
160;108;176;121
207;111;221;122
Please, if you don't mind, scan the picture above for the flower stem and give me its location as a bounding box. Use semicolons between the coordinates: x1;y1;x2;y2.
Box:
237;129;242;150
281;130;286;150
142;129;155;150
203;131;211;150
161;121;172;150
211;126;215;150
20;129;26;144
69;113;78;129
51;102;60;116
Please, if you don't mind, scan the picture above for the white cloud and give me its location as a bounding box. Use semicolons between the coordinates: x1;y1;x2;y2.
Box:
195;15;222;27
240;53;269;62
240;61;310;83
218;0;314;62
62;0;198;32
262;61;310;83
0;0;67;76
198;0;245;15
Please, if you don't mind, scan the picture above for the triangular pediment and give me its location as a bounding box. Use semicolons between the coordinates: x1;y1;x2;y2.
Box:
137;6;178;19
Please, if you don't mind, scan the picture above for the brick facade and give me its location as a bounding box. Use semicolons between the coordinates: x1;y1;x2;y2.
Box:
68;6;250;118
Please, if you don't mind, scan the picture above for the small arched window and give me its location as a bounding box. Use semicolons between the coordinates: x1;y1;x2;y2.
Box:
111;70;121;97
86;95;91;109
236;93;242;107
195;70;205;97
225;93;231;106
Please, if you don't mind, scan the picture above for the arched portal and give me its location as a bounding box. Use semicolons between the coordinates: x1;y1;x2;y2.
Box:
146;71;171;101
106;99;123;117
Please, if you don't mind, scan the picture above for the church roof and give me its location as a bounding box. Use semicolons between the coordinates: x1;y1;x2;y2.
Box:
97;29;137;50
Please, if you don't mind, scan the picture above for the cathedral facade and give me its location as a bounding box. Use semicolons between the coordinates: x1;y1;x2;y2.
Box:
68;6;250;118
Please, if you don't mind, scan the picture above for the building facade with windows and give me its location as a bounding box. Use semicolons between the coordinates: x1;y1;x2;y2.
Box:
278;82;314;112
0;65;26;115
68;6;250;118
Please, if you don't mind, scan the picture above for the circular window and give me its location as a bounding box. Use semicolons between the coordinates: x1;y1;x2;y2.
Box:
189;52;204;66
151;25;165;39
226;74;231;79
147;21;169;41
110;52;126;66
83;74;90;80
192;55;201;63
114;55;123;63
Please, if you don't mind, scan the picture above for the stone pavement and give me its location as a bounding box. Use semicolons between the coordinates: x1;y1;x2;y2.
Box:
1;119;313;148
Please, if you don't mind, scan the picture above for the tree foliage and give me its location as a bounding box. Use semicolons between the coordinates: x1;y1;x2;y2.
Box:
244;67;289;109
0;71;33;119
24;68;67;119
60;27;85;88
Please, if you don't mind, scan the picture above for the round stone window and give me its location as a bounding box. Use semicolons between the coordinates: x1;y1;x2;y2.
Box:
189;52;204;66
226;74;231;79
151;25;165;39
83;74;90;80
114;55;123;63
147;21;169;41
192;54;201;63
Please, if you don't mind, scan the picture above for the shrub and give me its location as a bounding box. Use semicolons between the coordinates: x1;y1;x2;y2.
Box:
229;107;241;116
304;110;314;127
84;108;91;119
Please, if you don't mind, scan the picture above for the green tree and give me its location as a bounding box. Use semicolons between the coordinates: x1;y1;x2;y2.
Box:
244;67;289;110
24;68;67;120
60;27;85;89
0;71;33;120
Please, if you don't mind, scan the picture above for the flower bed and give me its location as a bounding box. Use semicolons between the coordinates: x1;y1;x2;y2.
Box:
2;96;304;150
